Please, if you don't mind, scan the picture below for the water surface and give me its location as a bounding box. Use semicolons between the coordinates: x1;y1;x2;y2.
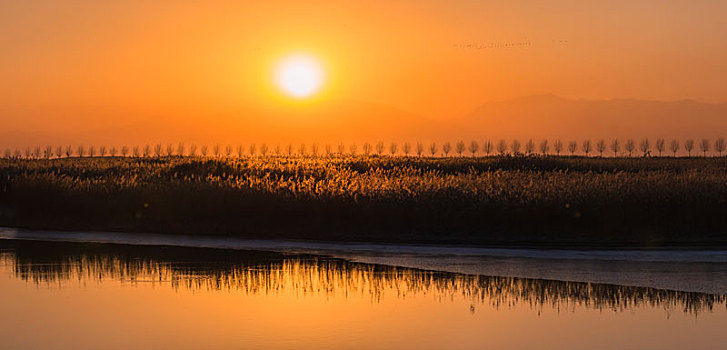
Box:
0;240;725;350
3;227;727;293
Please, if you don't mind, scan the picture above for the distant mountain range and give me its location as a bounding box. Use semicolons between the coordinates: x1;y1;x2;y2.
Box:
2;95;726;149
456;94;727;141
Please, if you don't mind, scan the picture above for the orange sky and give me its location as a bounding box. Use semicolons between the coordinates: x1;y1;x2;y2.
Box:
1;1;726;147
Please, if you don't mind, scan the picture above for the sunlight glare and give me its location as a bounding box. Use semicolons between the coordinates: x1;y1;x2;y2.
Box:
274;54;324;98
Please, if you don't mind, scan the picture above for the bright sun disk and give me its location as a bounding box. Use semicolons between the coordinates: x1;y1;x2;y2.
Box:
274;55;324;98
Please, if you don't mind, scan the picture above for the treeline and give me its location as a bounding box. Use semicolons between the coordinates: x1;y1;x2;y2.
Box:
3;137;726;159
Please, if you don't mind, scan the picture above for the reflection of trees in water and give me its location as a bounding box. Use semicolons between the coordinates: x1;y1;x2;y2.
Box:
1;240;724;315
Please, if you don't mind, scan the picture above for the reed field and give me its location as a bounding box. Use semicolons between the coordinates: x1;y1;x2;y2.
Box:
1;155;726;246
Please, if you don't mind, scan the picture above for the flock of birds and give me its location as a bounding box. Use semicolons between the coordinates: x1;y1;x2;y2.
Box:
452;39;568;50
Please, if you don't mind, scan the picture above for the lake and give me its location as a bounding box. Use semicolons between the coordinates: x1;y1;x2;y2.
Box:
1;239;725;350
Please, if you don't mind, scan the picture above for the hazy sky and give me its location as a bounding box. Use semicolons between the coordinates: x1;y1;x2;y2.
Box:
1;1;726;145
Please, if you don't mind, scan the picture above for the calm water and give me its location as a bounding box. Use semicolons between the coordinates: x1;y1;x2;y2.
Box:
0;240;725;350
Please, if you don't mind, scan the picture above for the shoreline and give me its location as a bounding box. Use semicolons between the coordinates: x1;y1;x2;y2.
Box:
3;226;727;252
3;227;727;294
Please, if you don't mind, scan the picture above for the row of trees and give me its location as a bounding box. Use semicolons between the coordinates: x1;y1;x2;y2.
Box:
3;138;726;159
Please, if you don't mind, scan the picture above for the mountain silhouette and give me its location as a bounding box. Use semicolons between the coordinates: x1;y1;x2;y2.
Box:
455;94;727;141
2;95;725;149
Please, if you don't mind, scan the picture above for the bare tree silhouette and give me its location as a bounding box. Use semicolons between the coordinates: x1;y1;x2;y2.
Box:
625;139;635;157
287;144;294;156
236;145;244;158
99;146;106;157
248;144;256;156
429;142;437;156
524;139;534;155
298;143;306;156
596;139;605;157
199;145;208;157
715;137;725;157
538;140;549;155
684;139;694;157
511;140;521;155
77;145;86;158
669;140;679;157
260;144;269;156
56;146;63;159
567;141;577;156
337;143;345;155
349;143;357;156
582;140;592;157
655;139;665;157
121;146;130;157
496;140;507;155
45;145;53;159
483;140;493;156
311;144;319;157
363;142;372;156
324;144;332;156
639;138;650;157
177;143;185;156
442;142;451;156
143;144;151;157
416;142;424;157
611;139;620;157
468;141;479;157
699;139;710;157
554;140;563;156
389;142;398;156
455;141;465;157
165;143;174;157
401;142;410;156
3;149;10;159
154;144;163;157
375;142;384;156
189;144;197;157
212;144;220;157
110;147;118;157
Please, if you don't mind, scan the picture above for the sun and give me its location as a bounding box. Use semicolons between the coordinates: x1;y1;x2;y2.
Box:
274;54;325;98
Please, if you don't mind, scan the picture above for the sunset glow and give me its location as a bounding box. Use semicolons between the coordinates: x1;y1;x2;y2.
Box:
2;1;726;149
1;3;726;349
